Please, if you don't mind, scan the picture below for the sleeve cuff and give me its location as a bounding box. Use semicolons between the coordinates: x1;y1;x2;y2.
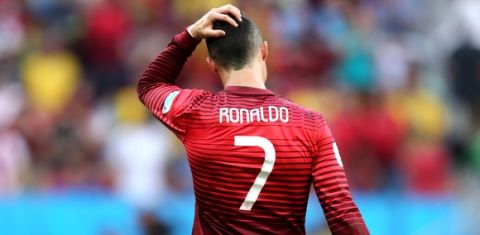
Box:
186;26;197;39
173;29;202;50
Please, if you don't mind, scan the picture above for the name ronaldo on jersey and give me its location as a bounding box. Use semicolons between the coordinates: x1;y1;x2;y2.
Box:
219;106;289;124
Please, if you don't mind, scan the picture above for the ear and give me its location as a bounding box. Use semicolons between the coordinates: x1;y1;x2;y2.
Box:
260;41;268;61
206;57;218;73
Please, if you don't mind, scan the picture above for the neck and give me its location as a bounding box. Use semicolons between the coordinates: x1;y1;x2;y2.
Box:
220;66;266;89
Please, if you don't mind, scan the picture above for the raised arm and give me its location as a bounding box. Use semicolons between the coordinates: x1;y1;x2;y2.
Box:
311;115;369;235
137;5;242;135
136;29;202;135
136;30;200;100
137;4;242;100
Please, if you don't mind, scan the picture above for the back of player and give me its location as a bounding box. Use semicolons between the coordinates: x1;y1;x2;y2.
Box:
184;88;364;234
137;5;369;235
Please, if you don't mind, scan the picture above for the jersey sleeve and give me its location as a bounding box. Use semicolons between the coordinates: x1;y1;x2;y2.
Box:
137;30;210;138
311;115;370;235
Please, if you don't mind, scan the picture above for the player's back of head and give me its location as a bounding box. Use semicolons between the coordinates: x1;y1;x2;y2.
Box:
206;14;263;71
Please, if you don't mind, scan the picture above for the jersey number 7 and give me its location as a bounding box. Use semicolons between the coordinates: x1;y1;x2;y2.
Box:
235;136;276;211
234;136;344;211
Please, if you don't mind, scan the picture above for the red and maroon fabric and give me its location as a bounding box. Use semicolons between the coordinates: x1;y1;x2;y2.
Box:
137;30;369;235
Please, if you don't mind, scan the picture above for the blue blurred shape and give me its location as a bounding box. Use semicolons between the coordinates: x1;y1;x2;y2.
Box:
353;193;461;235
0;192;140;235
0;192;463;235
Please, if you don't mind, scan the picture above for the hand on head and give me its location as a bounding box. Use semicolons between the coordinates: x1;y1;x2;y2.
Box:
187;4;242;40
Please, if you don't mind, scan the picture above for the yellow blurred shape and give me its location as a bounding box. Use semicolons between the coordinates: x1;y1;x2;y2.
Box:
173;0;238;21
114;87;148;124
21;51;80;113
387;89;445;140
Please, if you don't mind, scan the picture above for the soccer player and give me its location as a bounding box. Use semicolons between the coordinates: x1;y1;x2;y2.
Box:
137;4;369;235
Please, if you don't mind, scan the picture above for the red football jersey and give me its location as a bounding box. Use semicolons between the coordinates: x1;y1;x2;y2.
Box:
137;30;369;235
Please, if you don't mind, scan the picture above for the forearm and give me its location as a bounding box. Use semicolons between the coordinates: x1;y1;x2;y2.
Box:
137;4;241;103
137;29;201;102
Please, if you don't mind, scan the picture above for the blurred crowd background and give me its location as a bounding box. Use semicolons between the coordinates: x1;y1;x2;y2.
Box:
0;0;479;234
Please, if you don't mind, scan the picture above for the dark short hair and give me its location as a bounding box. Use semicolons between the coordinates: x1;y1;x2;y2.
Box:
206;14;263;71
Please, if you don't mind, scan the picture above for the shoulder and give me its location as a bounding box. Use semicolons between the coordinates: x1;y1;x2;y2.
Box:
181;89;213;111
